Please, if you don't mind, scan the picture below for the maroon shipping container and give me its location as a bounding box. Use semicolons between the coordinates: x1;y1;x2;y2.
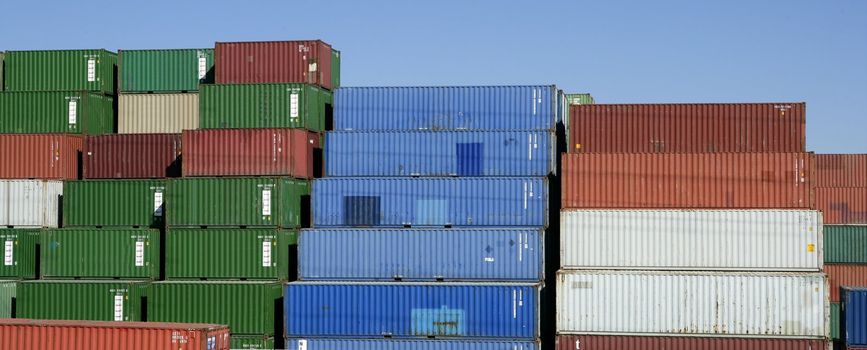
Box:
0;319;230;350
569;103;807;154
825;264;867;303
562;153;814;209
556;335;827;350
215;40;335;89
0;134;83;180
182;128;321;178
84;134;182;179
816;154;867;188
816;187;867;224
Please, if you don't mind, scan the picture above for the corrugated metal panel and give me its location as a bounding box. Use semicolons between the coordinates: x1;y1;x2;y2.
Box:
183;128;320;178
17;280;149;321
41;228;160;279
325;131;555;176
562;153;814;209
167;177;310;228
285;282;540;339
313;177;548;227
556;270;828;337
565;93;594;105
198;83;330;132
0;319;231;350
119;48;214;92
816;154;867;188
215;40;336;90
231;335;274;349
0;180;63;228
0;91;114;134
285;339;540;349
0;280;15;318
816;188;867;224
0;135;83;180
844;288;867;346
299;228;543;281
166;228;296;280
149;281;283;335
825;265;867;303
561;209;823;271
63;180;166;228
0;52;5;91
555;335;828;350
118;93;198;134
84;134;182;179
331;49;341;89
825;226;867;263
334;86;558;131
0;230;39;279
4;50;117;94
833;302;842;341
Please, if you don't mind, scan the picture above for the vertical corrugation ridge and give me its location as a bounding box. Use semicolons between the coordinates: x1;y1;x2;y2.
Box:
118;93;198;134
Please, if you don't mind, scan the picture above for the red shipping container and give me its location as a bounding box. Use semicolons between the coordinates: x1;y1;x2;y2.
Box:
0;319;230;350
562;153;814;209
556;335;827;350
182;128;321;178
825;264;867;303
569;103;806;154
84;134;182;179
0;134;83;180
215;40;335;90
816;154;867;188
816;187;867;224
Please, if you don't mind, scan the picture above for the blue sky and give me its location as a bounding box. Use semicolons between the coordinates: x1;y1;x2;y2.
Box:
3;0;865;152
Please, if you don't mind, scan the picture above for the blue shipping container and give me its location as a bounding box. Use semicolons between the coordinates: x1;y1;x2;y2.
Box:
284;282;540;339
845;287;867;346
298;228;543;281
312;177;548;227
334;86;558;131
325;131;555;177
284;339;539;350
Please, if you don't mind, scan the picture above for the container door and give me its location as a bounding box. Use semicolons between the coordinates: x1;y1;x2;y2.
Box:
343;196;380;226
456;143;483;176
415;199;447;226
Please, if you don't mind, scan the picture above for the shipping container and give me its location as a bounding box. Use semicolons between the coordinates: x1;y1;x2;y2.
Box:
825;265;867;303
168;177;310;228
325;131;555;177
0;135;83;180
284;282;540;339
844;288;867;347
183;128;320;178
560;209;823;271
231;335;274;349
299;228;543;281
17;280;148;321
0;180;63;228
0;280;14;318
63;180;166;228
0;319;230;350
816;154;867;188
0;229;39;278
0;52;4;91
331;49;340;90
562;153;814;209
555;335;828;350
166;228;296;280
285;339;540;350
834;302;843;340
41;228;160;279
198;83;331;132
118;93;198;134
84;134;182;179
119;48;214;92
4;49;117;94
556;270;828;337
565;93;594;105
0;91;114;134
313;177;548;227
149;281;283;335
817;188;867;224
334;86;558;131
215;40;337;90
825;225;867;263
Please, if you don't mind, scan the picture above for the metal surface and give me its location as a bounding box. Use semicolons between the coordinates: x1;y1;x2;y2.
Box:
215;40;337;90
298;228;543;281
119;48;214;92
63;180;166;228
816;154;867;188
231;335;275;349
312;177;548;227
0;180;63;228
844;288;867;346
0;91;115;134
833;302;842;340
0;135;83;180
825;265;867;303
198;83;331;132
165;228;296;280
0;230;39;278
118;93;199;134
17;280;149;321
816;188;867;224
565;93;595;105
284;282;540;339
4;49;117;94
183;128;320;178
0;52;4;91
331;49;341;90
0;280;14;318
84;134;182;179
555;335;828;350
41;228;160;279
285;339;540;350
825;225;867;263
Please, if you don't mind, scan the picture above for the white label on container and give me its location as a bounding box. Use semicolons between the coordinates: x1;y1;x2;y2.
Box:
153;192;164;217
297;340;307;350
527;134;533;160
308;62;317;72
523;182;528;209
290;93;299;119
198;56;208;79
113;295;124;321
4;241;13;266
262;189;272;216
532;89;537;115
135;241;145;267
87;58;96;82
68;100;77;125
262;240;272;267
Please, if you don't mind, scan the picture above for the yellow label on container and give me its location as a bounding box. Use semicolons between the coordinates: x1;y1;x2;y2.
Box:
807;243;815;252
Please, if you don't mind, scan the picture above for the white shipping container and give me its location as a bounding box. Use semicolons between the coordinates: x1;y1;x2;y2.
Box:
0;180;63;228
118;93;198;134
560;209;823;271
556;270;829;338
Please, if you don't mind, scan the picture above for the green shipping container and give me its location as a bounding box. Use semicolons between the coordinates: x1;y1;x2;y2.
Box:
168;178;310;228
0;91;114;134
566;93;595;105
331;49;341;90
41;228;160;279
0;280;15;318
825;225;867;263
198;83;332;132
166;228;296;280
4;49;117;95
831;302;841;340
231;335;275;349
17;280;148;321
149;281;283;335
0;230;39;279
63;180;166;228
1;51;5;91
119;48;214;93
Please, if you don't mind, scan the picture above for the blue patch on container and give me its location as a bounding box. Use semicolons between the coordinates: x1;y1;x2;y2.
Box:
343;196;380;226
415;199;447;226
411;306;466;336
456;143;483;176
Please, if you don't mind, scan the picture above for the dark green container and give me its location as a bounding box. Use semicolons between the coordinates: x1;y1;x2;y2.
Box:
41;228;160;279
331;49;341;90
149;281;283;335
566;93;595;105
199;83;332;132
166;228;296;280
0;230;39;279
831;302;841;340
167;177;310;228
0;91;114;134
17;280;148;321
63;180;166;228
119;48;214;93
825;225;867;263
231;335;275;349
4;49;117;95
0;280;15;318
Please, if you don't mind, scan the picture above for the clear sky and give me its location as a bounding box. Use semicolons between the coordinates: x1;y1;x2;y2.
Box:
3;0;865;152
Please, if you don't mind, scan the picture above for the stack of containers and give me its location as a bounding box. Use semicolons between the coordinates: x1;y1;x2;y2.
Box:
285;86;562;349
557;103;830;349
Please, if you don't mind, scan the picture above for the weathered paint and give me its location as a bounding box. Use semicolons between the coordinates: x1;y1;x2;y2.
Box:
844;288;867;346
0;91;114;134
825;264;867;303
118;93;198;134
816;154;867;188
63;180;166;228
231;335;275;349
17;280;149;321
825;225;867;263
84;134;182;179
41;228;160;279
565;93;594;105
165;228;296;280
0;135;83;180
4;49;117;94
182;128;320;178
215;40;337;90
285;339;540;350
198;83;331;132
119;48;214;92
816;187;867;224
555;335;828;350
0;180;63;228
0;280;14;318
0;229;40;279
